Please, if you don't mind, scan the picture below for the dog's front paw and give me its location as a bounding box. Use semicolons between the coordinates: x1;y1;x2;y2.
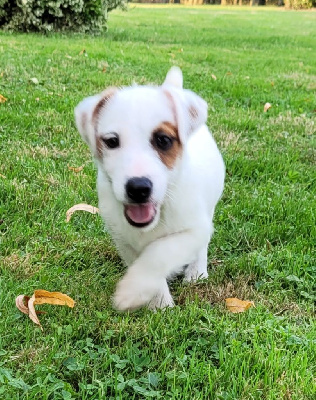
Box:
183;262;208;283
148;290;174;311
113;274;163;311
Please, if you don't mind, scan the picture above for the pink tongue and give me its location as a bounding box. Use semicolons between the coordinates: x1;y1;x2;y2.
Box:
125;203;155;224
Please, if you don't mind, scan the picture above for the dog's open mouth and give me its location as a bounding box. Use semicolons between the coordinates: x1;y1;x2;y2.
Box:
124;203;156;228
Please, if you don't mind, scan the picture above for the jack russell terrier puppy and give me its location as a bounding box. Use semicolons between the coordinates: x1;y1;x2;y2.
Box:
75;67;225;311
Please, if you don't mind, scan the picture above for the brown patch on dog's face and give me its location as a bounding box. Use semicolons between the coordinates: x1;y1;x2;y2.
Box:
151;121;182;169
92;88;117;158
92;88;116;127
95;135;104;158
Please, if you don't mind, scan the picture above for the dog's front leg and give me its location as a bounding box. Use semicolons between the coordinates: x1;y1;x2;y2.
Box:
113;229;210;311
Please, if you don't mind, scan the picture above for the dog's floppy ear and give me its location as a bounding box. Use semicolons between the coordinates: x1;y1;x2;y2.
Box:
163;85;208;142
74;88;117;155
162;67;207;141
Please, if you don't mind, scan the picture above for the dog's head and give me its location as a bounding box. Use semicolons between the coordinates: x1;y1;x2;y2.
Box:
75;67;207;229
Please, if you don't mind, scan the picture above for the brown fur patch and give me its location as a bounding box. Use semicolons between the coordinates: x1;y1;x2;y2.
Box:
92;87;117;158
92;97;108;127
92;87;116;127
188;105;200;132
152;121;182;169
189;105;198;120
95;135;104;158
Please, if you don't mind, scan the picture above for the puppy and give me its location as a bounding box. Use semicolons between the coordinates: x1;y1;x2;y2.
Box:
75;67;225;311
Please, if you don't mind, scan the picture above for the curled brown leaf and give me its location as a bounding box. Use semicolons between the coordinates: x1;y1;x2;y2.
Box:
28;294;43;330
15;290;75;331
66;203;99;223
68;165;84;173
15;295;30;315
264;102;272;112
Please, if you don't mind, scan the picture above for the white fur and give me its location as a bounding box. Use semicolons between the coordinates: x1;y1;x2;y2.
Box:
75;67;225;311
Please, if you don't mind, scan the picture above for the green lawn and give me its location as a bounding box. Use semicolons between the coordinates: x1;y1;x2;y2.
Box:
0;5;315;399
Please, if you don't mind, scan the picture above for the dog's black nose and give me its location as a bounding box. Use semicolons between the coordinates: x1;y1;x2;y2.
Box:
126;177;153;203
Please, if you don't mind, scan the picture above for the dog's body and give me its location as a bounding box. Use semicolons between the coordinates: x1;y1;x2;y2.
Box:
75;68;225;311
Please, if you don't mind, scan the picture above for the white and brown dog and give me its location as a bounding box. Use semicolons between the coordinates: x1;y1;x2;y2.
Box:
75;67;225;311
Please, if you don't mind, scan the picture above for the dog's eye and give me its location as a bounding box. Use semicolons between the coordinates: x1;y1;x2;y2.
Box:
101;133;120;149
153;131;174;151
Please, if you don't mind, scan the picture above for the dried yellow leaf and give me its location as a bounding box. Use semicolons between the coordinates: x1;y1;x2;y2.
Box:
0;94;7;103
28;294;43;330
66;203;99;223
16;290;75;331
33;290;75;308
0;173;6;179
68;165;84;173
15;295;30;315
211;74;217;81
264;102;272;112
225;298;255;313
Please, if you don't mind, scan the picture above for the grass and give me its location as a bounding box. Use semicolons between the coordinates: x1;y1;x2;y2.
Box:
0;4;315;399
